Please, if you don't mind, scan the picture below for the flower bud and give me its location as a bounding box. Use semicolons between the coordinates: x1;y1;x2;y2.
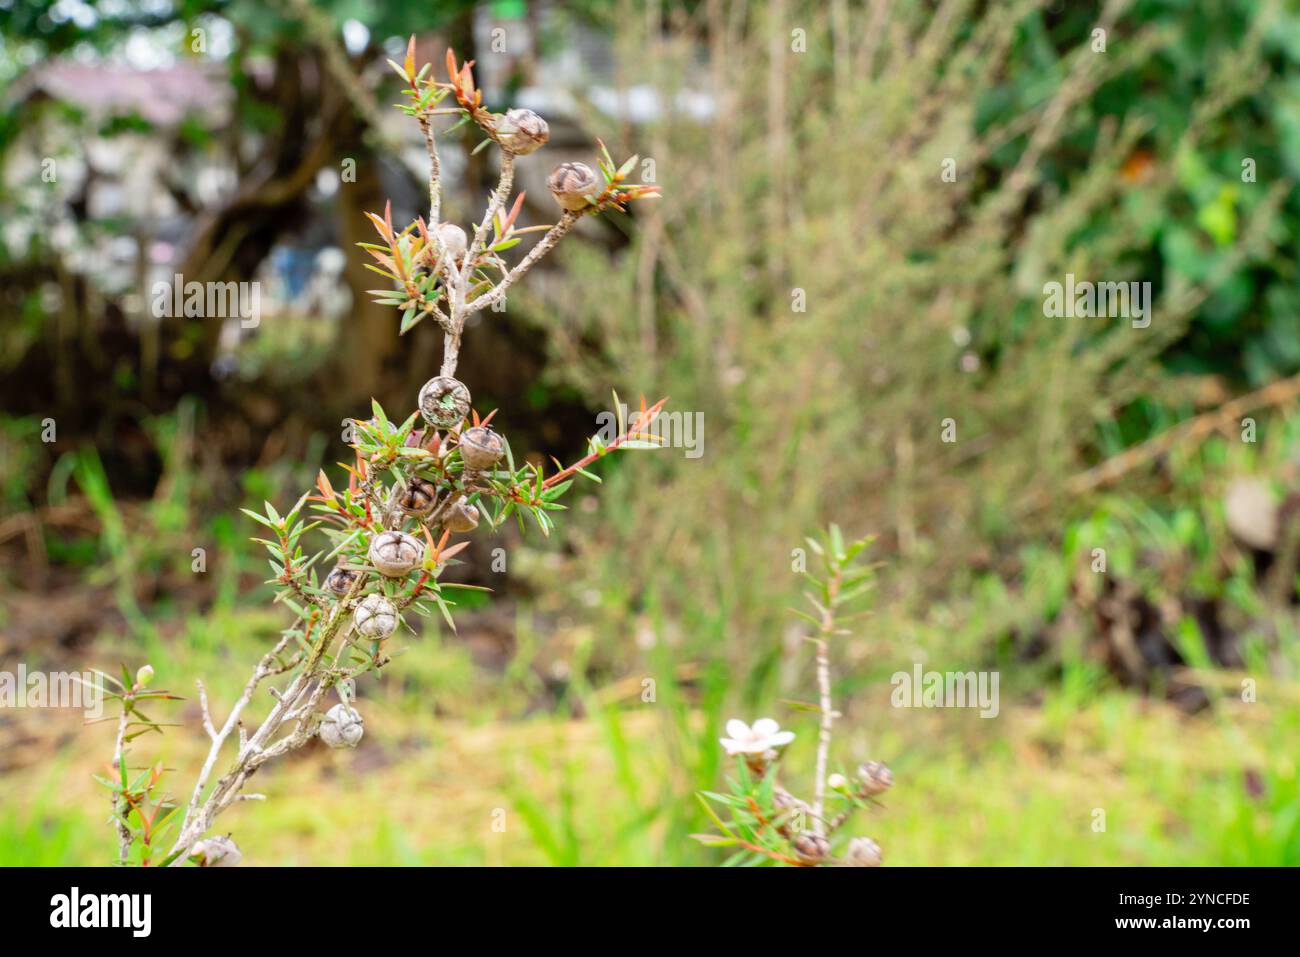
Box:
445;498;480;533
354;593;399;640
547;162;601;211
856;761;894;796
135;664;154;688
419;376;472;429
827;772;848;791
495;108;549;155
319;703;364;749
458;426;504;471
369;530;424;578
434;222;467;260
792;832;830;866
844;836;883;867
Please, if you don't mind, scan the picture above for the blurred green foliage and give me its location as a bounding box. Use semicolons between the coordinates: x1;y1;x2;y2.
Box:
3;0;1300;865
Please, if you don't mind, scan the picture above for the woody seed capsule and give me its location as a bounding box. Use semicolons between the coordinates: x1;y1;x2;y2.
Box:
434;222;468;260
844;836;883;867
419;376;472;429
856;761;894;796
368;530;424;578
194;834;241;867
354;593;399;639
547;162;601;211
324;566;361;596
319;703;365;749
495;108;549;155
772;786;810;835
445;498;480;533
458;426;504;470
792;832;830;866
399;476;437;516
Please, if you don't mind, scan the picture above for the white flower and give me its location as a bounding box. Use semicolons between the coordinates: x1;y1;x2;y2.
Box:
719;718;795;756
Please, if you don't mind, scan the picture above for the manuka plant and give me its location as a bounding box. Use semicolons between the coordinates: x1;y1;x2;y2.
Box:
95;38;662;866
694;527;892;866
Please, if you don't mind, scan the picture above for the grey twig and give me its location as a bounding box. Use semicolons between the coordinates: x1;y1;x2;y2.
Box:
808;564;843;836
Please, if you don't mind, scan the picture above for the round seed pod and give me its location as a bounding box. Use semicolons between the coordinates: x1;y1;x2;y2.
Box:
495;108;549;155
792;832;830;866
458;426;504;471
434;222;468;260
319;703;364;749
419;376;471;429
844;836;883;868
324;566;361;597
856;761;894;796
445;498;480;533
368;530;424;578
398;476;437;516
547;162;601;211
194;835;241;868
772;787;810;835
354;593;399;639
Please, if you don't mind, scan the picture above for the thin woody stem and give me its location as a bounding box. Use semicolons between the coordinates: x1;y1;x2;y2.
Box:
809;565;842;836
168;578;362;862
736;837;803;866
464;152;515;281
173;629;297;843
417;115;442;226
111;706;131;863
440;153;521;379
542;398;667;490
467;211;580;317
440;287;464;377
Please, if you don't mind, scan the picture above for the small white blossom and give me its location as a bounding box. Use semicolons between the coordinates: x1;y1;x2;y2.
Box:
720;718;795;756
827;772;848;791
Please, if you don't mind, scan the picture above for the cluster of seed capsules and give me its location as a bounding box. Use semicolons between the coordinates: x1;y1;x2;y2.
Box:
312;374;505;749
319;374;503;666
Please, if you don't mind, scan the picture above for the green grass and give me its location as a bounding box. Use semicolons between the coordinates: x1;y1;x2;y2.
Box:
4;608;1297;866
6;401;1300;866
